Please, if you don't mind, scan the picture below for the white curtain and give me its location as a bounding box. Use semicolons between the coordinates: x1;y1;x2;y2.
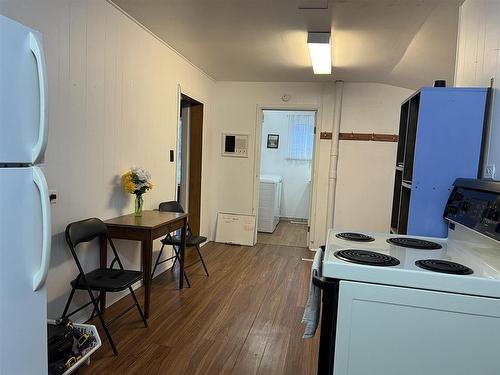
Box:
287;113;315;161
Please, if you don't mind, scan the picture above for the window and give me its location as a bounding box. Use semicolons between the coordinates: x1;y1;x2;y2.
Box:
287;114;315;161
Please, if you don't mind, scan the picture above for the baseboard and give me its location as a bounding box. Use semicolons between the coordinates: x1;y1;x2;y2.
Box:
280;217;308;223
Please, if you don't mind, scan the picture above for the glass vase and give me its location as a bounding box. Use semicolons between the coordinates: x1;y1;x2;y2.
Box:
134;194;143;217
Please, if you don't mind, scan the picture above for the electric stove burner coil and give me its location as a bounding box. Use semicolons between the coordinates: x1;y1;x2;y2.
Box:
336;232;375;242
334;250;400;266
387;237;442;250
415;259;473;275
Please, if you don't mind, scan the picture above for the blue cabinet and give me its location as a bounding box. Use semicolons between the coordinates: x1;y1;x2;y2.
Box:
391;87;488;238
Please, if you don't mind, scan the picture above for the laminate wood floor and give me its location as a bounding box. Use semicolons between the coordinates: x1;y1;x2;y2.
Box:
257;221;308;248
79;241;319;375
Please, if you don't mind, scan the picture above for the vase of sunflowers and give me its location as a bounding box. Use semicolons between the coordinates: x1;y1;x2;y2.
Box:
122;167;153;217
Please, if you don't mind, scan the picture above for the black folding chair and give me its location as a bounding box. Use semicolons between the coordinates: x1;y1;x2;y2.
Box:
61;218;148;355
151;201;209;287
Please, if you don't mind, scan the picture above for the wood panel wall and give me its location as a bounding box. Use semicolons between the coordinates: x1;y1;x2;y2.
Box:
0;0;216;319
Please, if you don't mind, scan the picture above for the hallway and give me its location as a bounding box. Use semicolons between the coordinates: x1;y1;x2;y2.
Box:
257;220;308;248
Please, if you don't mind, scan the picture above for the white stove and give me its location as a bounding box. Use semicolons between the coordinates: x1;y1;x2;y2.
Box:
314;179;500;375
324;225;500;298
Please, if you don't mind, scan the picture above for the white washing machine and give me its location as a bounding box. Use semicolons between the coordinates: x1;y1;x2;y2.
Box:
258;174;283;233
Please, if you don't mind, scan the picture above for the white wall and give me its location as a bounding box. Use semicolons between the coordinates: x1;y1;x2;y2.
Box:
455;0;500;179
260;110;315;220
212;82;336;249
0;0;216;319
333;83;413;232
212;81;411;246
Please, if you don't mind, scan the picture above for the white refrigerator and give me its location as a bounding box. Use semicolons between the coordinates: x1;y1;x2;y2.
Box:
0;14;51;375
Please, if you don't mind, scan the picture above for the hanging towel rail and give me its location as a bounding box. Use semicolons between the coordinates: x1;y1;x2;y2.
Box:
339;132;399;142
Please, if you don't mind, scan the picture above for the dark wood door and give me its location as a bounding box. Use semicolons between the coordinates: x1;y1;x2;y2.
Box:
188;103;203;235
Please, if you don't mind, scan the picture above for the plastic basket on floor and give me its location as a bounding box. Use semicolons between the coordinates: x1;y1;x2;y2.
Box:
48;320;101;375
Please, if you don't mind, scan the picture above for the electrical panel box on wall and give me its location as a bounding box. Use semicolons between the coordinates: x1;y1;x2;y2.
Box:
222;133;249;158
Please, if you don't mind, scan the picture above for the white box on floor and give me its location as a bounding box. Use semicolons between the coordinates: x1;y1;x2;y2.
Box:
215;212;256;246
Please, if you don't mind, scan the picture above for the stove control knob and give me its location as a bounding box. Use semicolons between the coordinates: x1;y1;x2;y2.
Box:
462;202;470;211
448;206;458;215
454;192;464;201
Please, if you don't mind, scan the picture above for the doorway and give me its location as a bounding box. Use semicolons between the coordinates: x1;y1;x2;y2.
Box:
177;94;203;235
256;110;316;248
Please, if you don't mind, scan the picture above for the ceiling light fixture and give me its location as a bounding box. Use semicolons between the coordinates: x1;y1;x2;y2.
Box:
307;32;332;74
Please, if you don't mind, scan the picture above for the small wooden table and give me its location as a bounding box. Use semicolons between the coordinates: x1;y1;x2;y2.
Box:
99;210;188;319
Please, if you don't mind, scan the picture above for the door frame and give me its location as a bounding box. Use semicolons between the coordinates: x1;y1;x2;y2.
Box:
177;103;190;210
253;104;321;248
175;84;206;236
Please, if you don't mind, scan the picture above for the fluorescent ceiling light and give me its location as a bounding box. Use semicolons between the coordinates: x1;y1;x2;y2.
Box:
307;32;332;74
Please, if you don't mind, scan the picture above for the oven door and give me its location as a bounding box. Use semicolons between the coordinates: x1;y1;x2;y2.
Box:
333;281;500;375
312;257;340;375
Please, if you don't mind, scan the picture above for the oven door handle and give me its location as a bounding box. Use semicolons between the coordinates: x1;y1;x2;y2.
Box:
312;270;326;289
313;272;338;289
313;271;338;290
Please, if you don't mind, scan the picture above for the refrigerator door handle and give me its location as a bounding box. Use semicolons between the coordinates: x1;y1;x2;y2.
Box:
32;166;52;291
29;32;48;164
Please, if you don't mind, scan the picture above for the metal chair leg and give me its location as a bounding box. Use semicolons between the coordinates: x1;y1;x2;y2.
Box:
196;245;209;276
183;269;191;288
89;305;97;321
85;288;118;355
89;292;99;321
128;286;148;328
157;245;190;287
170;246;178;271
170;245;190;287
152;244;165;279
61;286;76;318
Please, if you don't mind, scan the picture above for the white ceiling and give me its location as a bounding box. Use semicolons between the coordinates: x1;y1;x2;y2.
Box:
111;0;462;89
